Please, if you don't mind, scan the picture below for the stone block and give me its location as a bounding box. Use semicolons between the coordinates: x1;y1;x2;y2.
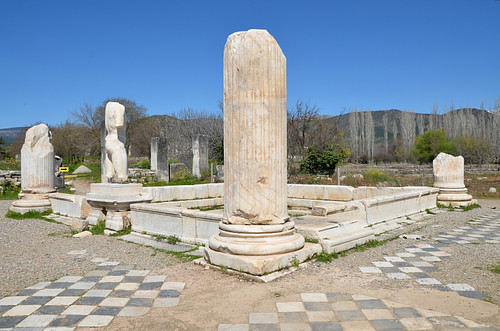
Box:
71;218;89;232
49;193;90;218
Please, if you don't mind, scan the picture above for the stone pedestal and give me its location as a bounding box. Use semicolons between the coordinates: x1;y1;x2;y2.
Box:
11;124;55;214
86;183;152;231
205;29;315;276
433;152;474;207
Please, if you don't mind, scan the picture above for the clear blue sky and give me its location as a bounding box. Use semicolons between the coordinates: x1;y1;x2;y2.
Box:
1;0;499;128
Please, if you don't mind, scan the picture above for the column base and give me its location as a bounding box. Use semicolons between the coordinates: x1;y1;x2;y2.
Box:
437;187;475;207
204;243;321;276
10;192;53;214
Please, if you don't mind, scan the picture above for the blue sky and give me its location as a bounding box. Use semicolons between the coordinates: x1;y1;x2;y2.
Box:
1;0;499;128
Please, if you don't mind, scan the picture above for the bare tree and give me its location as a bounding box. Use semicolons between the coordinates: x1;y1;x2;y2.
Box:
287;100;320;160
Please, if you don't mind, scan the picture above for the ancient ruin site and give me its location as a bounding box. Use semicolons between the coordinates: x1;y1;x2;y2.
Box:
1;2;499;330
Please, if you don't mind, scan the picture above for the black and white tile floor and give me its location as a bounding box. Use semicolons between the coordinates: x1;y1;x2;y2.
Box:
0;259;185;329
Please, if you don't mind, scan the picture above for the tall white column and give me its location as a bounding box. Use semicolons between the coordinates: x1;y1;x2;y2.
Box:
205;30;314;276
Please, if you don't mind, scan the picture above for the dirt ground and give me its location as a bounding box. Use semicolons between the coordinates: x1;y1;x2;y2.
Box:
96;199;500;330
104;255;500;330
55;171;500;330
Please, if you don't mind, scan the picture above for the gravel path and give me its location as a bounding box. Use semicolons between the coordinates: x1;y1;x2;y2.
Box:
1;198;499;307
0;200;188;298
292;202;500;304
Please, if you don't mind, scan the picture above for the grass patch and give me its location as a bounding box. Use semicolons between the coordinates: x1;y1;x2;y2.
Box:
489;264;500;274
150;234;181;245
143;177;210;187
460;203;481;211
437;202;455;211
6;209;54;220
57;188;75;194
197;205;224;211
304;237;319;244
425;208;436;215
109;227;131;236
89;221;106;235
0;190;19;200
167;235;181;245
291;256;299;268
151;234;167;241
315;238;398;263
363;169;395;185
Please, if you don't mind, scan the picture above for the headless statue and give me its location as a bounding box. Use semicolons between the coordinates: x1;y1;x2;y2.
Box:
104;102;128;183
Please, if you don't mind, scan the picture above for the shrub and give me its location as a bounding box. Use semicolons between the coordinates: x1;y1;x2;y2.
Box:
299;144;350;175
411;129;455;163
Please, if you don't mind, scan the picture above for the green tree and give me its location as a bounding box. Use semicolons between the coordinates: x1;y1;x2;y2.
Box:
0;137;6;160
299;143;351;175
411;129;455;163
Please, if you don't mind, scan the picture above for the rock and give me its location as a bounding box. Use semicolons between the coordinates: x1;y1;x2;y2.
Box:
489;187;497;193
104;229;116;236
73;230;92;238
71;218;89;232
72;165;92;174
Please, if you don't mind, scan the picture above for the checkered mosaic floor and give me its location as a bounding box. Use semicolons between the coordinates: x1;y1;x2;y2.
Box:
218;292;499;330
358;242;489;299
0;260;185;329
434;211;500;245
358;210;500;300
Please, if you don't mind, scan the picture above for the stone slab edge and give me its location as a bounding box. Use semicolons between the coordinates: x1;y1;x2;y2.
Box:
194;258;311;283
203;243;322;276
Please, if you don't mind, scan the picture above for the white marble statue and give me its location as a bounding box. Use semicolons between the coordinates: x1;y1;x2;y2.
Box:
104;102;127;183
21;123;55;191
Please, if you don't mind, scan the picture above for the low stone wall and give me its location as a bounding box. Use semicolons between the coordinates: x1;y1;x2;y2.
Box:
48;193;90;218
143;183;224;202
361;187;438;225
0;170;21;186
130;202;221;245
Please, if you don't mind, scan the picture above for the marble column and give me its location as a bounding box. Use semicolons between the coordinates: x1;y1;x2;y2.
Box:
205;30;316;276
433;152;474;207
11;124;55;213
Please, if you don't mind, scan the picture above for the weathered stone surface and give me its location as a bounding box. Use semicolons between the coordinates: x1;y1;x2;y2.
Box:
206;29;305;275
86;183;151;230
103;102;127;183
71;218;89;232
192;134;209;179
216;165;224;182
73;230;92;238
72;165;92;174
19;124;55;192
151;137;169;182
11;124;55;213
49;193;90;218
433;153;474;207
433;152;465;189
222;29;288;226
489;187;497;193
